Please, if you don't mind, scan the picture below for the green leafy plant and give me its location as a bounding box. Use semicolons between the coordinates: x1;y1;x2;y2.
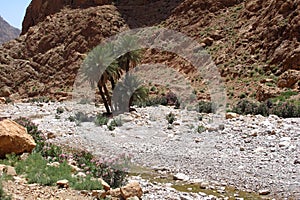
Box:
197;125;206;133
14;117;45;153
94;114;109;126
166;112;176;124
198;101;213;113
56;107;64;114
232;99;300;118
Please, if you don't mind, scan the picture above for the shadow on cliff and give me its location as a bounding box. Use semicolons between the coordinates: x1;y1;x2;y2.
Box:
114;0;184;28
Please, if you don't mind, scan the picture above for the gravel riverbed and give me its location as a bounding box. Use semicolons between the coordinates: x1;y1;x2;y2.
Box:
1;101;299;199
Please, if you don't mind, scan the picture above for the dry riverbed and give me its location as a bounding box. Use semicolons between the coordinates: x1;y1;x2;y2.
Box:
1;101;299;199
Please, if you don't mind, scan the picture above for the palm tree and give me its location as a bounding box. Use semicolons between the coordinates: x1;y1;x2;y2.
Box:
82;36;143;115
82;43;119;114
112;74;148;114
117;35;142;72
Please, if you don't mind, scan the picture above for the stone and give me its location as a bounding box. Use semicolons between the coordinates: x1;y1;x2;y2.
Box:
173;173;190;181
47;162;60;167
0;119;36;158
294;159;300;164
120;181;143;199
277;70;300;88
225;112;239;119
0;86;11;97
202;37;214;46
200;181;209;189
69;164;81;173
109;188;121;198
99;178;111;191
56;179;69;188
279;137;291;148
92;190;106;198
0;164;17;176
75;172;86;177
126;196;139;200
258;189;270;195
0;97;6;104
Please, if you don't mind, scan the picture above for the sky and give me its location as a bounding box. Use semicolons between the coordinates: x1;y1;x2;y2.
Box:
0;0;32;29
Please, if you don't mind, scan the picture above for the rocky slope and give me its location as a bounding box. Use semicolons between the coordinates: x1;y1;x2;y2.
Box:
0;0;299;101
0;16;20;44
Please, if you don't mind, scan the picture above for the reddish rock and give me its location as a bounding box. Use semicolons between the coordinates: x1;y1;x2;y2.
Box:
0;120;36;158
277;70;300;88
120;181;143;199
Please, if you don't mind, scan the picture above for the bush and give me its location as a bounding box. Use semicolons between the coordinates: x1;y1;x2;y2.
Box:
107;118;123;131
133;92;179;108
15;153;103;190
198;101;213;113
11;118;128;189
94;114;109;126
14;117;45;153
232;99;300;118
197;125;206;133
15;153;72;186
166;112;176;124
56;107;64;114
73;151;129;188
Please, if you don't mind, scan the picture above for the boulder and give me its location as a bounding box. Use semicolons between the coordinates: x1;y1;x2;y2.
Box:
99;178;111;191
277;70;300;88
173;173;190;181
108;188;121;198
0;164;17;176
120;181;143;199
0;119;36;158
225;112;239;119
256;84;280;101
0;97;6;104
56;179;69;188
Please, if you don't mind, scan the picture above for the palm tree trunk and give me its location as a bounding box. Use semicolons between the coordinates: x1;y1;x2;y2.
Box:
103;83;111;107
98;84;111;114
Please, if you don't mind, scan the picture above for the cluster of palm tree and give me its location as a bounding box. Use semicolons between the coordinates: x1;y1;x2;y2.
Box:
82;35;147;114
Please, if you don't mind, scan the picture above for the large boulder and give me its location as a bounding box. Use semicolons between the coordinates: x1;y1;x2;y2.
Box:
277;69;300;88
0;119;36;158
120;181;143;199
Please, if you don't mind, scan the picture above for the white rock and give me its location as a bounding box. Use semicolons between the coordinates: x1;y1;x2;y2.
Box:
173;173;190;181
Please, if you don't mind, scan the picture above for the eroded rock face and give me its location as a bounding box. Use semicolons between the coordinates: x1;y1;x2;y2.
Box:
277;69;300;88
22;0;111;34
0;119;36;158
0;5;128;100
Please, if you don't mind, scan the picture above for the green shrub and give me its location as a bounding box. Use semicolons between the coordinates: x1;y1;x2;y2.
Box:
0;154;19;167
56;107;64;114
73;151;129;188
232;99;300;118
198;101;213;113
197;125;206;133
40;143;63;162
107;118;123;131
71;176;102;190
15;153;72;186
94;114;109;126
14;117;45;153
166;112;176;124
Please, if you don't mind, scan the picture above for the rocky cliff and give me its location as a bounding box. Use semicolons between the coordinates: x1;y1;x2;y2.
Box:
0;16;20;44
0;0;299;101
